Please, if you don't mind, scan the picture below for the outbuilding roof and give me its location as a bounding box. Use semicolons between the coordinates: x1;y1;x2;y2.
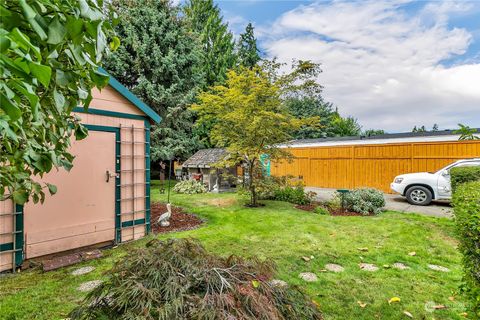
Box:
98;67;161;124
183;148;228;168
277;129;480;148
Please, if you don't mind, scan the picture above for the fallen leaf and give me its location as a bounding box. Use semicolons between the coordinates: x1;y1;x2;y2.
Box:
448;296;455;301
310;255;315;259
312;300;320;308
408;252;416;256
302;256;311;262
460;312;468;317
433;305;447;310
383;264;391;269
320;269;327;272
357;247;369;252
388;297;401;304
403;311;413;318
357;301;367;308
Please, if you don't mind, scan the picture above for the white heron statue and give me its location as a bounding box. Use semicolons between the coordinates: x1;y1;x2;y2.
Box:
158;203;172;227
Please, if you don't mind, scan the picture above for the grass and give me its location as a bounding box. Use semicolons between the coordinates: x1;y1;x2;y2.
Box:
0;187;466;319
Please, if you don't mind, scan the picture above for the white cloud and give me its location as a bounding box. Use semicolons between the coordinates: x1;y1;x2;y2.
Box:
261;0;480;131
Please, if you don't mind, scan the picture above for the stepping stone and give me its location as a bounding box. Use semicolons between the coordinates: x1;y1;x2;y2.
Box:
428;264;450;272
325;263;344;273
270;279;288;288
359;263;379;272
392;263;409;270
78;280;103;292
299;272;318;282
71;266;95;276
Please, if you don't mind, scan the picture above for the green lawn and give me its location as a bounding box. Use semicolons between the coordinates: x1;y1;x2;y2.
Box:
0;188;466;319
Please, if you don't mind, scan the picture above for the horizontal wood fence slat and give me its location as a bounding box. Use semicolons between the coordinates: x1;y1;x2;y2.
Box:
271;140;480;193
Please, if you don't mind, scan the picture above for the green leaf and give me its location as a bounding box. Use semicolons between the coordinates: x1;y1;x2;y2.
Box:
75;124;88;140
251;280;260;288
29;62;51;88
47;17;66;44
53;89;65;113
19;0;47;40
66;17;84;38
12;189;28;205
47;183;57;195
0;92;22;121
109;36;120;51
0;35;11;53
79;0;103;20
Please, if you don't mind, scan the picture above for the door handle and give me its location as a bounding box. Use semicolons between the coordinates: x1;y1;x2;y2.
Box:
106;170;118;182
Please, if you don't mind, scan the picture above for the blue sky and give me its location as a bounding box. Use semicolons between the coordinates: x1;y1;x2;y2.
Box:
215;0;480;132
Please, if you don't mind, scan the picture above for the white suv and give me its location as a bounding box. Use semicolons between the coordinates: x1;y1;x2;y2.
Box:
391;158;480;206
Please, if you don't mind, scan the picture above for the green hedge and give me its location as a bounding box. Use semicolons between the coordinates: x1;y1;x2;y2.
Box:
452;181;480;318
451;166;480;192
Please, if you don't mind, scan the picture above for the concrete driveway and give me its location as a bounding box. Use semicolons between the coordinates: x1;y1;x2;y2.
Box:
305;187;453;218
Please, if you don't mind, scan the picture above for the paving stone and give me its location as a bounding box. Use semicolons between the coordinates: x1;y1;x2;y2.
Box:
71;266;95;276
270;279;288;288
428;264;450;272
78;280;103;292
392;263;409;270
325;263;344;273
359;263;379;272
42;253;82;272
299;272;318;282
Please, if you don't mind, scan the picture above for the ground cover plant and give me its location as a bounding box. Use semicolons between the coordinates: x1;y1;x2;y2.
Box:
70;238;321;320
173;179;207;194
0;188;465;319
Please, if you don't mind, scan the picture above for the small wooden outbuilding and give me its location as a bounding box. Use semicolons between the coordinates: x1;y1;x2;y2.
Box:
0;69;161;272
182;148;239;192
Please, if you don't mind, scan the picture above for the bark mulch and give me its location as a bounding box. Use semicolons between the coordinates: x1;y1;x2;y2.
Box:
151;202;204;234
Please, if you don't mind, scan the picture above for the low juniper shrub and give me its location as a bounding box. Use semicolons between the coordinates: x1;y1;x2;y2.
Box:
342;188;385;215
70;238;322;320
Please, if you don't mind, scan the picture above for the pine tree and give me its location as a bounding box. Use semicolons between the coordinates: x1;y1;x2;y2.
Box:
184;0;236;87
237;23;260;69
104;0;204;161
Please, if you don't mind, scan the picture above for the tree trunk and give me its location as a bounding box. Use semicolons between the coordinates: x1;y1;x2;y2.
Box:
248;160;257;206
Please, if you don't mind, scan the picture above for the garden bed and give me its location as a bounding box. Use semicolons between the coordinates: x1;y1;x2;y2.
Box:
294;203;375;216
151;202;203;233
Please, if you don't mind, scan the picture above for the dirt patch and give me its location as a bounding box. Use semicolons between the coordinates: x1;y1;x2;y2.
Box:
206;198;237;207
151;202;203;234
295;204;317;211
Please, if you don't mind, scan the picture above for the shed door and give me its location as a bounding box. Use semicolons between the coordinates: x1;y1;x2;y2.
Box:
24;130;117;259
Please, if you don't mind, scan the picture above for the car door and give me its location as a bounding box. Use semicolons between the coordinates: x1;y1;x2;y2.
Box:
437;161;480;199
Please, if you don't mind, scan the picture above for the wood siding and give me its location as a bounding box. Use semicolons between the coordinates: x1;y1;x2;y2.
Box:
271;140;480;192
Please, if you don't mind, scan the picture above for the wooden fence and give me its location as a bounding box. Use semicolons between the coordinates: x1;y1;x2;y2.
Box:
271;140;480;193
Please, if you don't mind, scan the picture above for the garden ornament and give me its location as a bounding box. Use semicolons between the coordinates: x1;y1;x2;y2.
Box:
158;203;172;227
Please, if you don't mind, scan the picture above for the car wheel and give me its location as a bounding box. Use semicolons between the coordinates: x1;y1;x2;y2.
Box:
406;186;432;206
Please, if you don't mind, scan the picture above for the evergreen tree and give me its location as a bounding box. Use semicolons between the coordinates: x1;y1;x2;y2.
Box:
432;123;439;131
184;0;236;87
104;0;204;161
237;23;260;69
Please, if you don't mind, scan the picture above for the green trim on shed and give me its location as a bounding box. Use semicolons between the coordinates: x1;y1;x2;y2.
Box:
14;204;23;266
97;67;161;124
145;120;151;234
73;107;148;121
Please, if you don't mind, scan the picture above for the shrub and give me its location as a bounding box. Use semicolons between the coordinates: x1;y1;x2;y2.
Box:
172;180;207;194
313;206;329;215
342;188;385;215
70;239;322;320
451;166;480;192
273;185;315;205
452;181;480;317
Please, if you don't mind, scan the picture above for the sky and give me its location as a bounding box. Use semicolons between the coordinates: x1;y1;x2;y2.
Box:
216;0;480;133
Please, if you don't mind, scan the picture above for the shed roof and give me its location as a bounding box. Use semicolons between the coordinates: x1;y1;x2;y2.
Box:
183;148;228;168
98;67;161;123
